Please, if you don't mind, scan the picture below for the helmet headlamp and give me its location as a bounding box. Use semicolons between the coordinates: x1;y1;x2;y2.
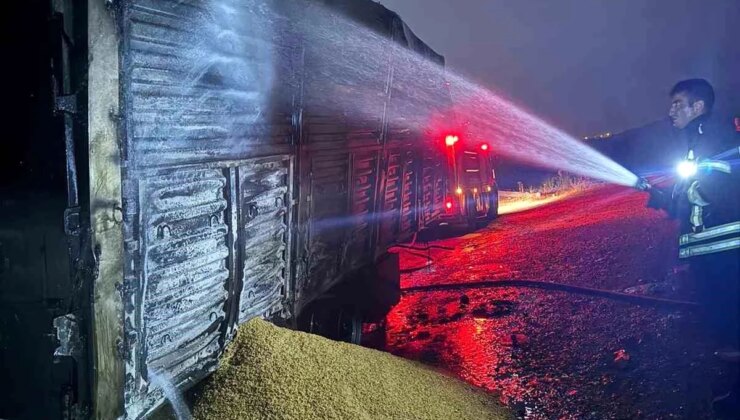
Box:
677;160;697;178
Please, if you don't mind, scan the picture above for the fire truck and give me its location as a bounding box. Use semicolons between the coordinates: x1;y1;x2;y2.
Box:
438;134;499;229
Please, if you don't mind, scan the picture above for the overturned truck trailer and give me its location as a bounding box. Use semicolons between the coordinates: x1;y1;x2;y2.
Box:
0;0;454;418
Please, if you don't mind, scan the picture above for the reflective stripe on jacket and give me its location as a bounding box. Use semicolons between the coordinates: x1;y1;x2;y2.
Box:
677;142;739;259
679;220;740;258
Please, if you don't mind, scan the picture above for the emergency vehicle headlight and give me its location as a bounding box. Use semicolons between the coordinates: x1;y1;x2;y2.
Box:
677;160;697;178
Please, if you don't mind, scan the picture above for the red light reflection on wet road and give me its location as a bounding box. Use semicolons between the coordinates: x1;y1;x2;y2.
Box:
375;186;726;419
385;287;532;405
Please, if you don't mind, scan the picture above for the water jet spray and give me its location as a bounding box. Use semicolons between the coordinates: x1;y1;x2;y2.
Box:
289;5;640;188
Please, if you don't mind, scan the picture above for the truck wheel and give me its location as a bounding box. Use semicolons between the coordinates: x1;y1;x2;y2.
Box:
465;193;478;230
487;187;499;220
299;301;362;345
335;305;363;345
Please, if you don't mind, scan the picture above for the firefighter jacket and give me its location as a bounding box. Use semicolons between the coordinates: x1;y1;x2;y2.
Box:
671;116;740;259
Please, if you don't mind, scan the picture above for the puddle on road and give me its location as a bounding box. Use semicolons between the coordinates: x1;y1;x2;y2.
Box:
372;284;720;420
382;288;535;407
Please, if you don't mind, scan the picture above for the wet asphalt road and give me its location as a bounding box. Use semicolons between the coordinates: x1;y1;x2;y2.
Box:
371;185;738;419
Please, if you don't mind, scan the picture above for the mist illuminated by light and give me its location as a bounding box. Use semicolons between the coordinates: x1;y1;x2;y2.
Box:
162;1;638;190
287;3;639;186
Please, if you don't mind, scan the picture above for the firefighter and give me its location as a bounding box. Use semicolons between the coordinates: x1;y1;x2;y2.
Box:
645;78;740;412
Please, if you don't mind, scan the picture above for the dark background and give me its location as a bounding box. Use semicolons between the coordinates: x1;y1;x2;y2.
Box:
379;0;739;137
379;0;739;188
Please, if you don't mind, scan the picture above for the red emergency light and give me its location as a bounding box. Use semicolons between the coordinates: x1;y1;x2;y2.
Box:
444;196;454;212
480;143;489;151
445;135;459;146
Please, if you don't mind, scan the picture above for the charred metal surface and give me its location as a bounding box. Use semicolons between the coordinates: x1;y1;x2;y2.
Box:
121;167;230;417
347;152;380;269
237;156;293;323
291;0;452;312
379;149;403;248
55;93;79;115
49;6;81;210
54;314;83;361
118;1;299;417
399;149;418;236
103;0;451;417
420;154;446;226
376;147;422;246
122;0;297;167
139;168;228;376
303;152;351;294
384;12;449;233
296;150;381;300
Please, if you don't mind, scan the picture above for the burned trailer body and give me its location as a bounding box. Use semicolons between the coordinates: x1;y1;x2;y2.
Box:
0;0;451;419
112;1;452;417
294;2;452;313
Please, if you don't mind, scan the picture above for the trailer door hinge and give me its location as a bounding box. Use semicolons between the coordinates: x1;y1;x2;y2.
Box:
55;93;78;115
64;207;81;236
53;314;82;362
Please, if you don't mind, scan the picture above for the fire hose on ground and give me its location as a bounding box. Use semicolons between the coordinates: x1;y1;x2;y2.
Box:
401;279;699;309
389;163;725;310
391;248;699;309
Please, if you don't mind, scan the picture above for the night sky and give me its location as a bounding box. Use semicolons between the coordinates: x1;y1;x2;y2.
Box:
378;0;740;137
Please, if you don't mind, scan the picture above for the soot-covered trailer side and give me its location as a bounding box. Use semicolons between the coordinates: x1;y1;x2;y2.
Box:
87;0;451;418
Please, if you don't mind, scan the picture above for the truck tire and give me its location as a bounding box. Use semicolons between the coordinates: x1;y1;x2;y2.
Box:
299;301;363;345
465;193;478;230
487;187;499;220
335;305;363;345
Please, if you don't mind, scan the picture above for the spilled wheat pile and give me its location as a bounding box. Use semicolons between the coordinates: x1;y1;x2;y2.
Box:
192;318;511;420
